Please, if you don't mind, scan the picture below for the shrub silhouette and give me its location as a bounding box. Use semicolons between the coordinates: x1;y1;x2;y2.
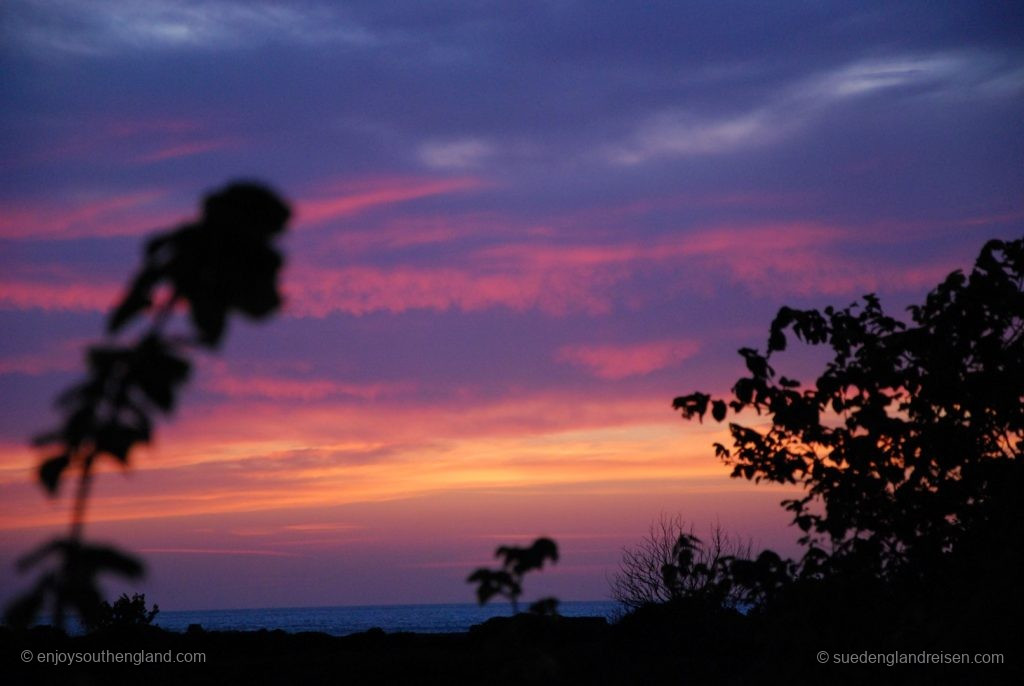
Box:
468;537;559;614
5;182;290;630
85;592;159;633
611;515;752;611
673;237;1023;599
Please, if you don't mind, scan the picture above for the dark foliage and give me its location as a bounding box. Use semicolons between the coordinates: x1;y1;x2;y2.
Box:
594;236;1024;682
4;541;144;631
611;515;753;611
7;615;1016;686
108;183;289;344
85;593;159;633
527;597;560;617
468;538;559;613
673;237;1023;592
5;183;290;629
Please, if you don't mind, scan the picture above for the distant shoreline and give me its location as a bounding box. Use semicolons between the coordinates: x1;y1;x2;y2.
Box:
38;600;623;637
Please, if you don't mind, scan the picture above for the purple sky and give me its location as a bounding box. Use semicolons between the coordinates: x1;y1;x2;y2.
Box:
1;1;1022;610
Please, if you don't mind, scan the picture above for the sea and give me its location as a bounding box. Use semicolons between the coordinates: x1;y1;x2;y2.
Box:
149;601;621;636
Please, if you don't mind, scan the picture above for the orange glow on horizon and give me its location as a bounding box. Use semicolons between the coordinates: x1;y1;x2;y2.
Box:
0;389;785;533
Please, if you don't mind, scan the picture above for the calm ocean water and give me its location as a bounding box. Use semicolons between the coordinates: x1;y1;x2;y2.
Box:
151;601;621;636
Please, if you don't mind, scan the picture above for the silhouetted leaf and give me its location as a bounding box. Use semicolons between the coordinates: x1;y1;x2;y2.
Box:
108;267;160;333
16;539;65;572
9;182;291;630
768;306;794;352
134;336;190;411
740;348;773;379
673;393;710;422
39;454;70;495
190;298;229;346
733;378;754;405
80;544;144;578
203;183;290;238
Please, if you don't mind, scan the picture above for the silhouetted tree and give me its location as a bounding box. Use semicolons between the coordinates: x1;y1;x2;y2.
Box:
5;183;290;630
85;592;159;633
673;237;1023;590
611;515;752;611
468;537;559;614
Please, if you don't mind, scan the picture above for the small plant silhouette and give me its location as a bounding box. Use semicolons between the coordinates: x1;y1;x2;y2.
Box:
5;182;291;630
468;537;559;614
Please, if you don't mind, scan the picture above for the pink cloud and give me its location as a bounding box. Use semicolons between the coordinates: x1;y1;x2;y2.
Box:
3;117;213;171
680;223;959;296
486;221;954;300
476;222;837;270
556;190;813;231
0;339;88;375
139;547;300;557
202;364;409;401
282;523;363;532
0;214;963;318
955;209;1024;227
0;190;179;240
136;138;236;163
283;220;958;318
105;118;203;138
0;278;118;312
284;222;843;318
285;262;619;317
556;339;701;379
0;174;482;242
298;176;484;226
323;211;517;255
165;388;696;453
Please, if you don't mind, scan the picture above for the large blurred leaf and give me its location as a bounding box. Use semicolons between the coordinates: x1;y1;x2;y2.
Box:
38;454;70;495
12;182;290;631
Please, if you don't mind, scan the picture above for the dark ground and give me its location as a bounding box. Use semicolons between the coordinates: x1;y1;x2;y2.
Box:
3;607;1019;686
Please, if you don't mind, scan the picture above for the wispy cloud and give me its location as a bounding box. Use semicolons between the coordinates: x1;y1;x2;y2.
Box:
139;547;300;557
418;138;495;170
0;277;118;312
0;217;961;317
5;0;378;55
285;262;618;317
0;190;173;240
0;339;87;376
202;362;409;401
136;138;236;163
285;219;966;317
298;177;484;226
556;340;700;379
606;52;1012;165
0;387;738;529
809;55;990;99
606;110;779;164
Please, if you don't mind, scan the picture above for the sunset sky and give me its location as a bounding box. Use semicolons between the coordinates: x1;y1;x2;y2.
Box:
1;1;1022;610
